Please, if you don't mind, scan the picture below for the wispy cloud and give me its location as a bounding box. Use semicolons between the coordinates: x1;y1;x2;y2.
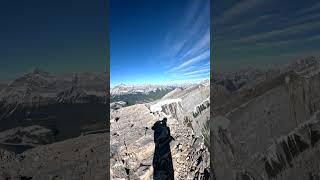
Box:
183;67;210;76
179;29;210;60
214;0;320;72
290;12;320;25
214;14;278;38
228;14;275;30
214;0;266;26
161;0;210;81
215;1;320;47
163;0;208;58
224;33;320;53
297;2;320;15
169;50;210;72
182;72;210;79
220;20;320;46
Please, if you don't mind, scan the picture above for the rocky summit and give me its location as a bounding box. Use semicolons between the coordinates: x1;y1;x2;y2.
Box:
110;81;210;179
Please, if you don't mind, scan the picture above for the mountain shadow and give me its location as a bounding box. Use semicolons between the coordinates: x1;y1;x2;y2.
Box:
152;118;174;180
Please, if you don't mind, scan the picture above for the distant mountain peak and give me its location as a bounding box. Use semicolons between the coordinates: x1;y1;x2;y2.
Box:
30;67;50;76
117;83;127;87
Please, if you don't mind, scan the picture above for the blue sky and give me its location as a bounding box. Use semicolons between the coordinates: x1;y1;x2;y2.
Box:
213;0;320;73
0;0;107;82
110;0;210;87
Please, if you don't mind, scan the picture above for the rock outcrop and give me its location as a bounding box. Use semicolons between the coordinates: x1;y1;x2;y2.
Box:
110;82;210;179
0;133;109;179
0;125;54;147
110;101;128;110
212;57;320;180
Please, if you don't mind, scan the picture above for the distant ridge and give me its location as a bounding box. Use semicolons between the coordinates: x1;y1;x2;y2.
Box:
111;79;210;95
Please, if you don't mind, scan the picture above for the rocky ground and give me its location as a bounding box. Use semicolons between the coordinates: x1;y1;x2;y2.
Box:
110;82;210;179
0;132;109;180
211;56;320;180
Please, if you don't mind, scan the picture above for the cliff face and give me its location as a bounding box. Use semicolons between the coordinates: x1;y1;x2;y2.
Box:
155;84;210;137
110;83;211;179
212;58;320;180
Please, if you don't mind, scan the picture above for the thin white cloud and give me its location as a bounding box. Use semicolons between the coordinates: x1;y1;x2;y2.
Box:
183;67;210;76
230;15;273;29
161;0;210;81
173;65;197;73
216;14;278;37
182;72;210;79
170;50;210;72
216;2;320;38
223;32;320;53
290;12;320;25
306;34;320;41
179;28;210;60
163;0;209;58
215;3;320;47
297;2;320;15
171;61;210;74
168;12;209;58
215;0;266;25
226;20;320;45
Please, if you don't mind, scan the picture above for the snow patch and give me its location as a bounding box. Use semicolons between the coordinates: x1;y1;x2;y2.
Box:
150;98;182;112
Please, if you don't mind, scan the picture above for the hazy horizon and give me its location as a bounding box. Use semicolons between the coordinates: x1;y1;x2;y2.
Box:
0;67;107;84
110;77;209;88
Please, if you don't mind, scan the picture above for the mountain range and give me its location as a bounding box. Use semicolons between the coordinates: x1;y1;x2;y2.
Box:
0;68;108;150
110;80;209;106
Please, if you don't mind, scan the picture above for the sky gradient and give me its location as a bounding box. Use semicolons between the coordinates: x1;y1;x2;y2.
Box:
110;0;210;87
213;0;320;73
0;0;108;82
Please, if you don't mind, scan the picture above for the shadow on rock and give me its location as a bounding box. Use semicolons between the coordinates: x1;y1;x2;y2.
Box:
151;118;175;180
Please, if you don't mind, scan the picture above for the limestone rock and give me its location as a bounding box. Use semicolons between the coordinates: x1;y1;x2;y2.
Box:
212;57;320;179
111;82;211;179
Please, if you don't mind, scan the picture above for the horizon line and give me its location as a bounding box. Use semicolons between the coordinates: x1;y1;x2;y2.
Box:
110;78;210;88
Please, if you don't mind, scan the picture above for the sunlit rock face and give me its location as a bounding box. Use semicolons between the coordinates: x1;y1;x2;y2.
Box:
110;82;211;179
212;57;320;180
155;84;210;137
110;104;155;179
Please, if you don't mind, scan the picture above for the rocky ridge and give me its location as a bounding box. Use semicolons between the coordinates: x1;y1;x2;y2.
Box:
0;133;109;180
211;56;320;180
110;82;210;179
0;68;107;107
110;84;176;96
